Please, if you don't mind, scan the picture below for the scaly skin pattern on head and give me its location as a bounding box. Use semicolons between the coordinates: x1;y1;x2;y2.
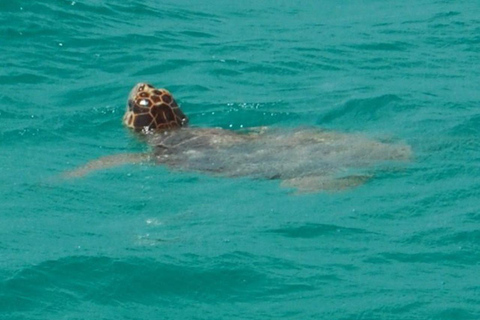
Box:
123;83;188;132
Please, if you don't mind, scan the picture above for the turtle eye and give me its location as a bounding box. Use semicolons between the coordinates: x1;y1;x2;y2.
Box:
139;99;150;107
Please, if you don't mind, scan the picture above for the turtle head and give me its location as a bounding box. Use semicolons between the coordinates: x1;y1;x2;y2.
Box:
123;83;188;132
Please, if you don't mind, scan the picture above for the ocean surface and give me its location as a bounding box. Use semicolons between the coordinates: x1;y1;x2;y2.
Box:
1;0;480;319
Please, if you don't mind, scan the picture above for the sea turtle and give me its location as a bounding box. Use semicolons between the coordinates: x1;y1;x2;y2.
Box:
67;83;411;192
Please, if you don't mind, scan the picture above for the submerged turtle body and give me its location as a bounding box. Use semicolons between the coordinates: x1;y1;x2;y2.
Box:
146;126;410;191
115;83;411;192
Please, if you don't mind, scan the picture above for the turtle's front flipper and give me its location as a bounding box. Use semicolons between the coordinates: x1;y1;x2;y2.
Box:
281;174;372;194
63;153;151;178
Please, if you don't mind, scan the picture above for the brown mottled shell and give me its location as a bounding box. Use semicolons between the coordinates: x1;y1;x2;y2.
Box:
123;83;188;131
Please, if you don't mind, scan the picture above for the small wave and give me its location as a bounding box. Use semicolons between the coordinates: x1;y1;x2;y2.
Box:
131;59;199;77
1;254;317;312
377;251;479;266
317;94;403;128
430;11;461;21
8;73;52;86
449;114;480;137
188;102;300;129
434;307;478;320
266;223;372;239
179;30;216;39
349;41;413;52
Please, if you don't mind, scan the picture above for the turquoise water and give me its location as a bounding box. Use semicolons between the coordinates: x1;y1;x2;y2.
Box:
1;0;480;319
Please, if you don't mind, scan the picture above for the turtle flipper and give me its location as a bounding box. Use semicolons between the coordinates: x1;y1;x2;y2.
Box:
281;174;372;193
63;153;151;178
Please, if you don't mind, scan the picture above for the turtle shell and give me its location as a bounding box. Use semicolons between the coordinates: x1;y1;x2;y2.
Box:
123;83;188;131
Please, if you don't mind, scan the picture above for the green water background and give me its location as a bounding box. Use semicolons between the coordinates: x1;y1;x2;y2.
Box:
1;1;480;319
